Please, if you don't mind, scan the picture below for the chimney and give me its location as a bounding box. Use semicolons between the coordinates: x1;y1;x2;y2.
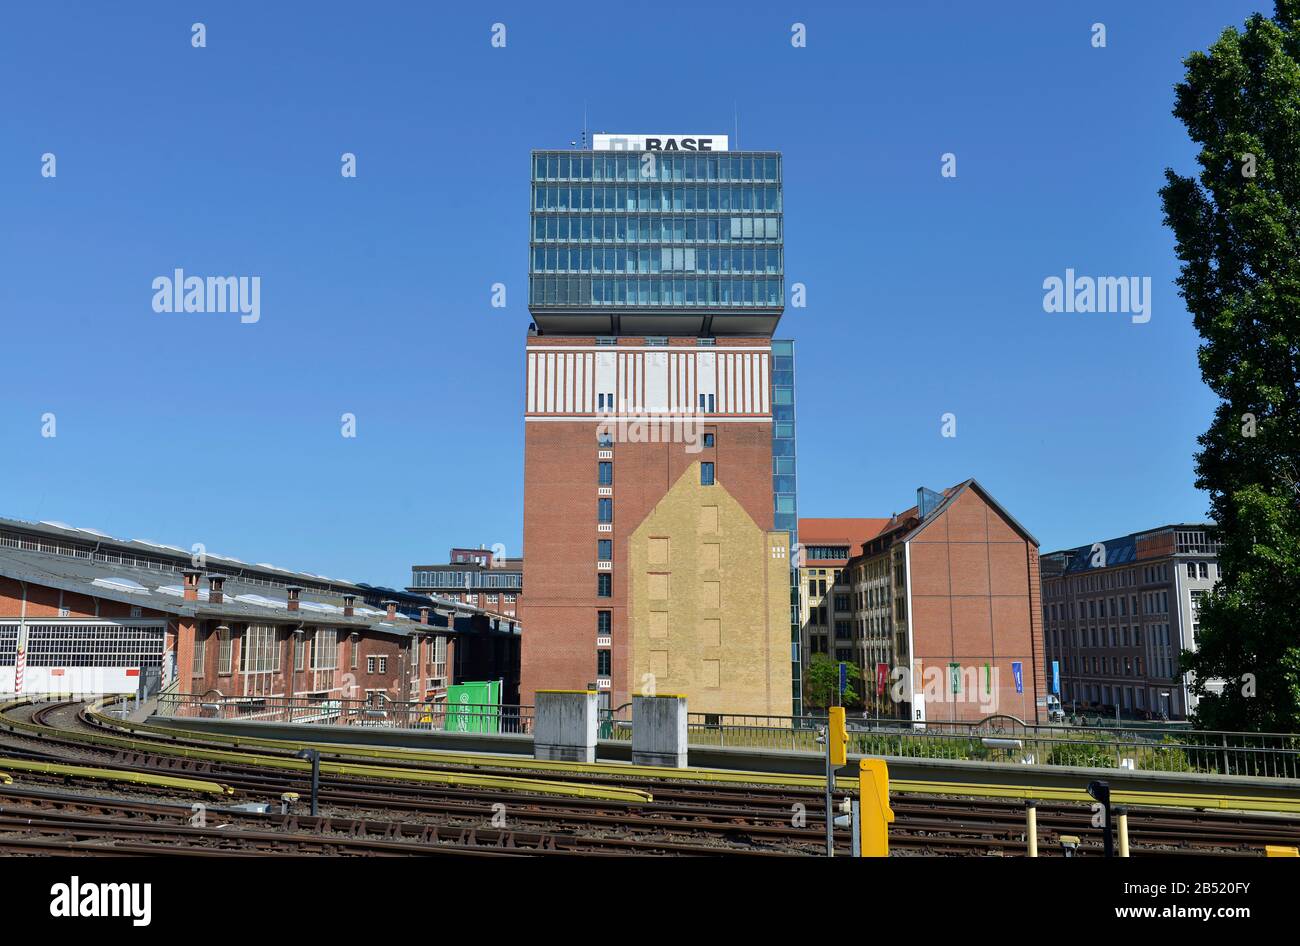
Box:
286;586;302;612
382;599;398;620
342;594;356;618
419;605;430;625
182;569;202;602
207;575;225;605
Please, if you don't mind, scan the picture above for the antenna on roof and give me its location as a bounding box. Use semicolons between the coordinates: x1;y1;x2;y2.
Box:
734;101;739;149
581;100;589;150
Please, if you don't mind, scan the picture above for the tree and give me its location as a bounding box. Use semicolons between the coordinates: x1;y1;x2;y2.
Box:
1159;0;1300;732
804;653;863;712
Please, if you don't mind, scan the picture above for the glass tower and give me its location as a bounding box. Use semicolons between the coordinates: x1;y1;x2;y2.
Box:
529;149;783;336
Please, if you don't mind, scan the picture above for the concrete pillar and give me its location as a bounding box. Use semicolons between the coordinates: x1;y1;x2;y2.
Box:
632;694;688;767
534;690;598;763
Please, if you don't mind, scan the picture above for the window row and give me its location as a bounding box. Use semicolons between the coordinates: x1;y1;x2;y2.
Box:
532;246;781;276
530;276;784;308
14;624;164;668
533;184;781;213
533;213;781;244
533;152;780;183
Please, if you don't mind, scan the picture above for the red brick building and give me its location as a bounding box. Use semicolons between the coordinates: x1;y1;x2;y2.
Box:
840;480;1046;724
0;517;519;704
520;336;783;712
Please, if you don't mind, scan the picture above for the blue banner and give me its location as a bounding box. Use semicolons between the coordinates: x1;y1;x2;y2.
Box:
838;661;848;695
1051;660;1060;695
1012;661;1023;694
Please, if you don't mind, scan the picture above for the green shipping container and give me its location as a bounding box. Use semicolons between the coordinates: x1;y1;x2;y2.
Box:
444;680;501;733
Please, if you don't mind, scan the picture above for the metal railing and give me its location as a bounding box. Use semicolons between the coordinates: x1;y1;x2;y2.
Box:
685;711;1300;778
157;692;533;735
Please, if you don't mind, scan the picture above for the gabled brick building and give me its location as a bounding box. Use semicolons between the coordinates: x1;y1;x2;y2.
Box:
838;480;1046;724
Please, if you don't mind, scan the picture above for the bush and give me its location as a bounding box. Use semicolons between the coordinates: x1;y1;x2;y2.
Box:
1047;735;1118;768
1139;736;1196;772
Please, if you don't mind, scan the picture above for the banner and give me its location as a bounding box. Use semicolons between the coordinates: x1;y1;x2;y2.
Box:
1051;660;1060;695
876;662;888;696
1012;661;1024;694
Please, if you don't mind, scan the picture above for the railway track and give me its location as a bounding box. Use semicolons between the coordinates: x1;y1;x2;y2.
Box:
3;698;1297;857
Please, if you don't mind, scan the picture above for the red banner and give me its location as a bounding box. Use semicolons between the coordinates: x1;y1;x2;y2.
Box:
876;662;889;696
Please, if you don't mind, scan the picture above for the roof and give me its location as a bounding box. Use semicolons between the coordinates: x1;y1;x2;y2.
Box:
841;479;1039;563
0;516;522;636
900;479;1039;547
798;518;892;547
1041;523;1216;575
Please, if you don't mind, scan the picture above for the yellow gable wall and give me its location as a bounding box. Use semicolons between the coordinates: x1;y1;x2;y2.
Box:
627;462;792;717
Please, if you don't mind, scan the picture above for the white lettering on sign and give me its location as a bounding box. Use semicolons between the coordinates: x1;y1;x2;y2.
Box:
593;134;729;152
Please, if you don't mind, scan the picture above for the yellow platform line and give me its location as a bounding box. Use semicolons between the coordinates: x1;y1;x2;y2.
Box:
2;699;652;804
93;709;827;788
0;758;234;796
882;779;1300;813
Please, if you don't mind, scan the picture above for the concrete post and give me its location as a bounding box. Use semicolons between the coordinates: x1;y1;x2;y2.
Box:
534;690;598;763
632;694;688;767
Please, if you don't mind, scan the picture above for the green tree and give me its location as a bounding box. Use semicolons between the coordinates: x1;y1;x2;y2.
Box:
804;653;863;712
1159;0;1300;732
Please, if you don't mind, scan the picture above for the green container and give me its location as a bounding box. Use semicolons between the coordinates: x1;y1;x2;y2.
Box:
444;681;501;733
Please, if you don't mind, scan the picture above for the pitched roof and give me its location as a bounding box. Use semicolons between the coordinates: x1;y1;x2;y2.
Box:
798;518;891;547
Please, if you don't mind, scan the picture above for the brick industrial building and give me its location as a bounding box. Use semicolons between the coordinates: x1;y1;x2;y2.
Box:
520;137;796;716
409;546;523;618
0;517;520;704
833;481;1047;723
1040;524;1222;721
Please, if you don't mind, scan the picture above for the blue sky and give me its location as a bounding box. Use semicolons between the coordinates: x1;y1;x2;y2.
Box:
0;1;1265;584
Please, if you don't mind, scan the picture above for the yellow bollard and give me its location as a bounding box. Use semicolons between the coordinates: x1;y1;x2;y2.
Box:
858;758;894;857
1026;801;1038;858
1266;845;1299;857
1116;807;1130;858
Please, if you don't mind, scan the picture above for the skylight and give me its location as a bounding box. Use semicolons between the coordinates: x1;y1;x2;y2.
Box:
92;577;149;594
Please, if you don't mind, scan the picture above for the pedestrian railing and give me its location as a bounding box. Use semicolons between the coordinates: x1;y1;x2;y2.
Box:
156;692;533;735
684;711;1300;778
151;693;1299;778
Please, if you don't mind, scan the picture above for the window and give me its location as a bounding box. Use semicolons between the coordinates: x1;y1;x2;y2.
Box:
378;656;388;674
598;610;612;636
598;461;613;485
598;539;612;560
433;636;448;679
597;650;611;676
1199;562;1209;579
598;573;612;597
367;655;377;674
218;626;232;674
700;462;715;485
295;633;306;671
240;625;280;674
312;629;337;670
598;498;613;523
192;628;206;674
350;636;358;670
703;433;715;448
